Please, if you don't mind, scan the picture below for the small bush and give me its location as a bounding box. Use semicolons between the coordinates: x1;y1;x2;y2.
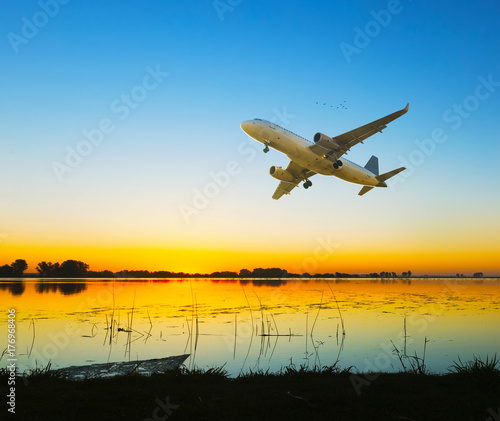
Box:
448;354;499;383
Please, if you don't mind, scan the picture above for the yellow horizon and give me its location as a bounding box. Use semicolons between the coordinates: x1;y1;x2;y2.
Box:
2;244;499;276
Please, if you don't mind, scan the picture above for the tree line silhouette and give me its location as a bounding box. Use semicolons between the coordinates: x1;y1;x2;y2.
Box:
36;260;90;277
0;259;419;279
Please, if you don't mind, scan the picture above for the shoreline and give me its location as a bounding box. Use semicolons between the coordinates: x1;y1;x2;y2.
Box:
2;276;500;281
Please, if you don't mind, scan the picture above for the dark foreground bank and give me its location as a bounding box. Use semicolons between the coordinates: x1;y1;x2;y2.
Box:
2;366;499;421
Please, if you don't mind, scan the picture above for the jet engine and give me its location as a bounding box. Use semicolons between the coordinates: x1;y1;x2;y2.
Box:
269;166;294;182
313;132;340;149
313;132;330;143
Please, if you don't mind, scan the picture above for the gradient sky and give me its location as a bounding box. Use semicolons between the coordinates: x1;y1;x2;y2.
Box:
1;0;499;275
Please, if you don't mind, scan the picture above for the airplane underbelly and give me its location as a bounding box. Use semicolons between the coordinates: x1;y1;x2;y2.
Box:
335;163;378;186
289;152;378;186
275;140;377;186
286;149;333;175
267;133;298;155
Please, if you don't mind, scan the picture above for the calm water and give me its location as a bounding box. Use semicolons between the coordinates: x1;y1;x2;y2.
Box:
1;278;499;376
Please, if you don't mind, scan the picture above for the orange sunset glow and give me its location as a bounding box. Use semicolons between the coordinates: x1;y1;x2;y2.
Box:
3;241;499;275
2;0;500;278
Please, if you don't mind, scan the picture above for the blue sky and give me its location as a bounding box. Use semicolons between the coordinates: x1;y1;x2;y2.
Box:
1;0;499;274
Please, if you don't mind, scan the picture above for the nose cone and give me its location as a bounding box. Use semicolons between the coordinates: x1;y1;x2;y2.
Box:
240;120;253;134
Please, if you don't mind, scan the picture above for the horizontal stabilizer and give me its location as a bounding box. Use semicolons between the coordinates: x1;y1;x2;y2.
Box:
364;155;379;176
376;167;406;183
359;166;406;196
358;186;374;196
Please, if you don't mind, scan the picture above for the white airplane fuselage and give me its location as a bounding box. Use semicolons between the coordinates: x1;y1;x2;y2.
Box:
240;119;380;187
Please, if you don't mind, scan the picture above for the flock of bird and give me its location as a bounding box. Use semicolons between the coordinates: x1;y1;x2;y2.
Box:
316;100;347;109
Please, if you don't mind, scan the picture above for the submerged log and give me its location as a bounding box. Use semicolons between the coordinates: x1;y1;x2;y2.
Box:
55;354;190;380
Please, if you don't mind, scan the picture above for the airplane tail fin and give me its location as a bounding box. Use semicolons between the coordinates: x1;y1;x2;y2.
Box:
364;155;379;176
358;166;406;196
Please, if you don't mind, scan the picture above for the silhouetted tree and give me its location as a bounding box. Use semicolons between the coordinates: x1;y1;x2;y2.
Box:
36;262;61;277
252;268;286;278
99;270;115;278
210;271;238;278
239;269;252;278
313;273;336;278
0;264;13;277
58;260;89;277
11;259;28;277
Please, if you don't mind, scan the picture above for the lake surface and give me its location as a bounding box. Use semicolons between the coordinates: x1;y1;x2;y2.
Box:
1;278;499;376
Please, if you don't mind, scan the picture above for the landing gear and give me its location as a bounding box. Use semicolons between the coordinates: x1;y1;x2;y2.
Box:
303;180;313;189
263;145;269;153
333;160;343;169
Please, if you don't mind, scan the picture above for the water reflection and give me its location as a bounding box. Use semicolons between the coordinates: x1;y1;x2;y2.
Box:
0;281;25;296
0;278;308;296
1;278;499;377
3;276;483;298
0;281;89;296
35;282;87;295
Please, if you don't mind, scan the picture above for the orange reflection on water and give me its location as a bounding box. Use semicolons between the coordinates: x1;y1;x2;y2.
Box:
1;278;499;375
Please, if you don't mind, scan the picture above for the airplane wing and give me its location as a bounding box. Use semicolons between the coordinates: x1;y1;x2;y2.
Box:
272;161;316;200
309;103;409;159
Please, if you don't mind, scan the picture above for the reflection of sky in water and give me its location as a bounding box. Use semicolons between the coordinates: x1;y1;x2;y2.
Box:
1;279;499;376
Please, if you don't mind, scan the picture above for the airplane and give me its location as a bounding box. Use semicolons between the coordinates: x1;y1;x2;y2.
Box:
240;103;409;199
